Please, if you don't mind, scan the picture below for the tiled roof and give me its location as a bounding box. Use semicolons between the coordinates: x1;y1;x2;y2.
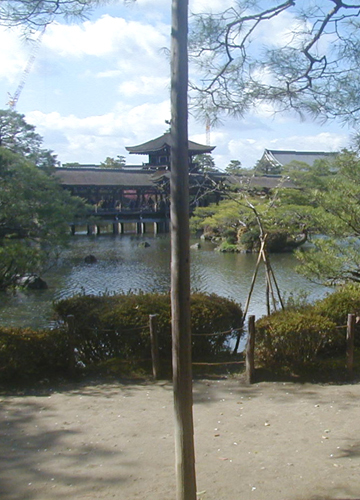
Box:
54;167;157;188
263;149;337;167
126;132;215;155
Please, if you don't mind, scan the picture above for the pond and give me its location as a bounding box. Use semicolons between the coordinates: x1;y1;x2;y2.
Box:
0;234;331;330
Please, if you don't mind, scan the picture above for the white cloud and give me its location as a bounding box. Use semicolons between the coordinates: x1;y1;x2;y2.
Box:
190;0;236;14
119;76;169;97
43;15;169;59
26;100;171;164
0;27;31;84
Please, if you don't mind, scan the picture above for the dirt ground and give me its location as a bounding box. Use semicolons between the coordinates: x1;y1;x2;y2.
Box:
1;376;360;500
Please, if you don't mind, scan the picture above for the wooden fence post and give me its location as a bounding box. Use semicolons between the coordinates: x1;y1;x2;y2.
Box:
67;315;76;377
347;313;355;379
149;314;160;379
245;315;256;384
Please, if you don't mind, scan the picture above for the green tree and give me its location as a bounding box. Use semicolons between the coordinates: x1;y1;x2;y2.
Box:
193;153;217;172
0;0;100;31
225;160;243;175
294;150;360;284
254;157;281;176
100;155;126;168
0;109;57;168
190;1;360;127
0;147;86;289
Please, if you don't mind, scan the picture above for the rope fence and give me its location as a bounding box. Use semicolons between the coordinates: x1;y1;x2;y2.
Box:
66;313;357;382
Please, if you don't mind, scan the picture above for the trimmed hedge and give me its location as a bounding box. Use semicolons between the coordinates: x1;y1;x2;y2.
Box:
0;327;68;382
54;292;243;366
255;309;337;371
255;283;360;372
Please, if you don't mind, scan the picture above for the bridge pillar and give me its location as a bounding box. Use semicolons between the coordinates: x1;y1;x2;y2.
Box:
141;222;146;234
112;222;119;235
96;225;101;235
70;224;76;235
119;222;124;234
136;222;141;234
87;224;94;235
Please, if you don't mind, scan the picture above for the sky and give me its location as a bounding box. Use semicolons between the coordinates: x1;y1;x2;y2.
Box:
0;0;352;170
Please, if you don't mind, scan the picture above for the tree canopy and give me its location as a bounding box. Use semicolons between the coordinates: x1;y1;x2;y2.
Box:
100;156;126;168
0;147;86;289
190;0;360;127
0;109;57;168
0;0;101;31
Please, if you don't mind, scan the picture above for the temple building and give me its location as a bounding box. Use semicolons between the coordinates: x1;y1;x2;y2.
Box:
125;132;215;170
53;133;219;233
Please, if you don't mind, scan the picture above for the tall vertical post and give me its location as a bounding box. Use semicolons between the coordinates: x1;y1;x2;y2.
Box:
347;313;355;379
246;315;256;384
149;314;160;380
170;0;197;499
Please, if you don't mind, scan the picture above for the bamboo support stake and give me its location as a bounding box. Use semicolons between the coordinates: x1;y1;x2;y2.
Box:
149;314;160;379
245;315;256;384
67;315;76;377
346;313;355;379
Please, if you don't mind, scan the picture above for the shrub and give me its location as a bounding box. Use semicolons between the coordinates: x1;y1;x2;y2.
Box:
255;309;337;371
314;283;360;325
0;327;68;382
54;292;243;366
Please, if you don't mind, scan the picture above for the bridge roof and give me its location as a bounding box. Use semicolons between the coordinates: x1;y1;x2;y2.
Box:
126;132;215;155
54;167;157;188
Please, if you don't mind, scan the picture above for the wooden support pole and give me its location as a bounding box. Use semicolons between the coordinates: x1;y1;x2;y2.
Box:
171;0;197;497
245;315;256;384
347;313;355;379
67;315;76;377
149;314;160;379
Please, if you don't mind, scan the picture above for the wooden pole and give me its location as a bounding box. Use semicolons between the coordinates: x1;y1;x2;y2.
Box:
245;315;256;384
149;314;160;379
170;0;197;498
346;313;355;379
67;315;76;377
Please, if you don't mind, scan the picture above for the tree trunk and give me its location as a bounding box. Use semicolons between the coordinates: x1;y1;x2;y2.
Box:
170;0;197;499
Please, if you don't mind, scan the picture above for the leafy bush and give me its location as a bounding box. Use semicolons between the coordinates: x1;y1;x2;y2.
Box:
254;283;360;373
255;309;337;371
314;283;360;325
54;292;243;365
0;327;68;382
314;283;360;348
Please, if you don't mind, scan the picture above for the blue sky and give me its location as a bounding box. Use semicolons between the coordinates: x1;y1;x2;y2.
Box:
0;0;351;169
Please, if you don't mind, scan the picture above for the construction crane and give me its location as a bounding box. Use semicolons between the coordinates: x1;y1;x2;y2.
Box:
205;115;211;146
8;27;46;110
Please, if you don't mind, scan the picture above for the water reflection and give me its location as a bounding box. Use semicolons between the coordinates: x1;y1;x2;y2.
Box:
0;234;331;329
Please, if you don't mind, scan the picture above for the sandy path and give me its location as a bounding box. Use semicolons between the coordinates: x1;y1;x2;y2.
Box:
1;378;360;500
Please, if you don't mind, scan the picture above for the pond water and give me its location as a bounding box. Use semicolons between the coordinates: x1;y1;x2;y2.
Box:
0;233;332;330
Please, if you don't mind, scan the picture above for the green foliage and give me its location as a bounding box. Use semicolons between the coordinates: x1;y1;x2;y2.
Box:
54;292;243;365
0;147;87;289
100;156;126;168
190;2;360;125
0;0;100;32
225;160;243;175
0;109;57;167
0;327;68;382
255;310;337;372
216;241;239;253
314;284;360;344
254;157;281;175
193;153;217;172
255;283;360;373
